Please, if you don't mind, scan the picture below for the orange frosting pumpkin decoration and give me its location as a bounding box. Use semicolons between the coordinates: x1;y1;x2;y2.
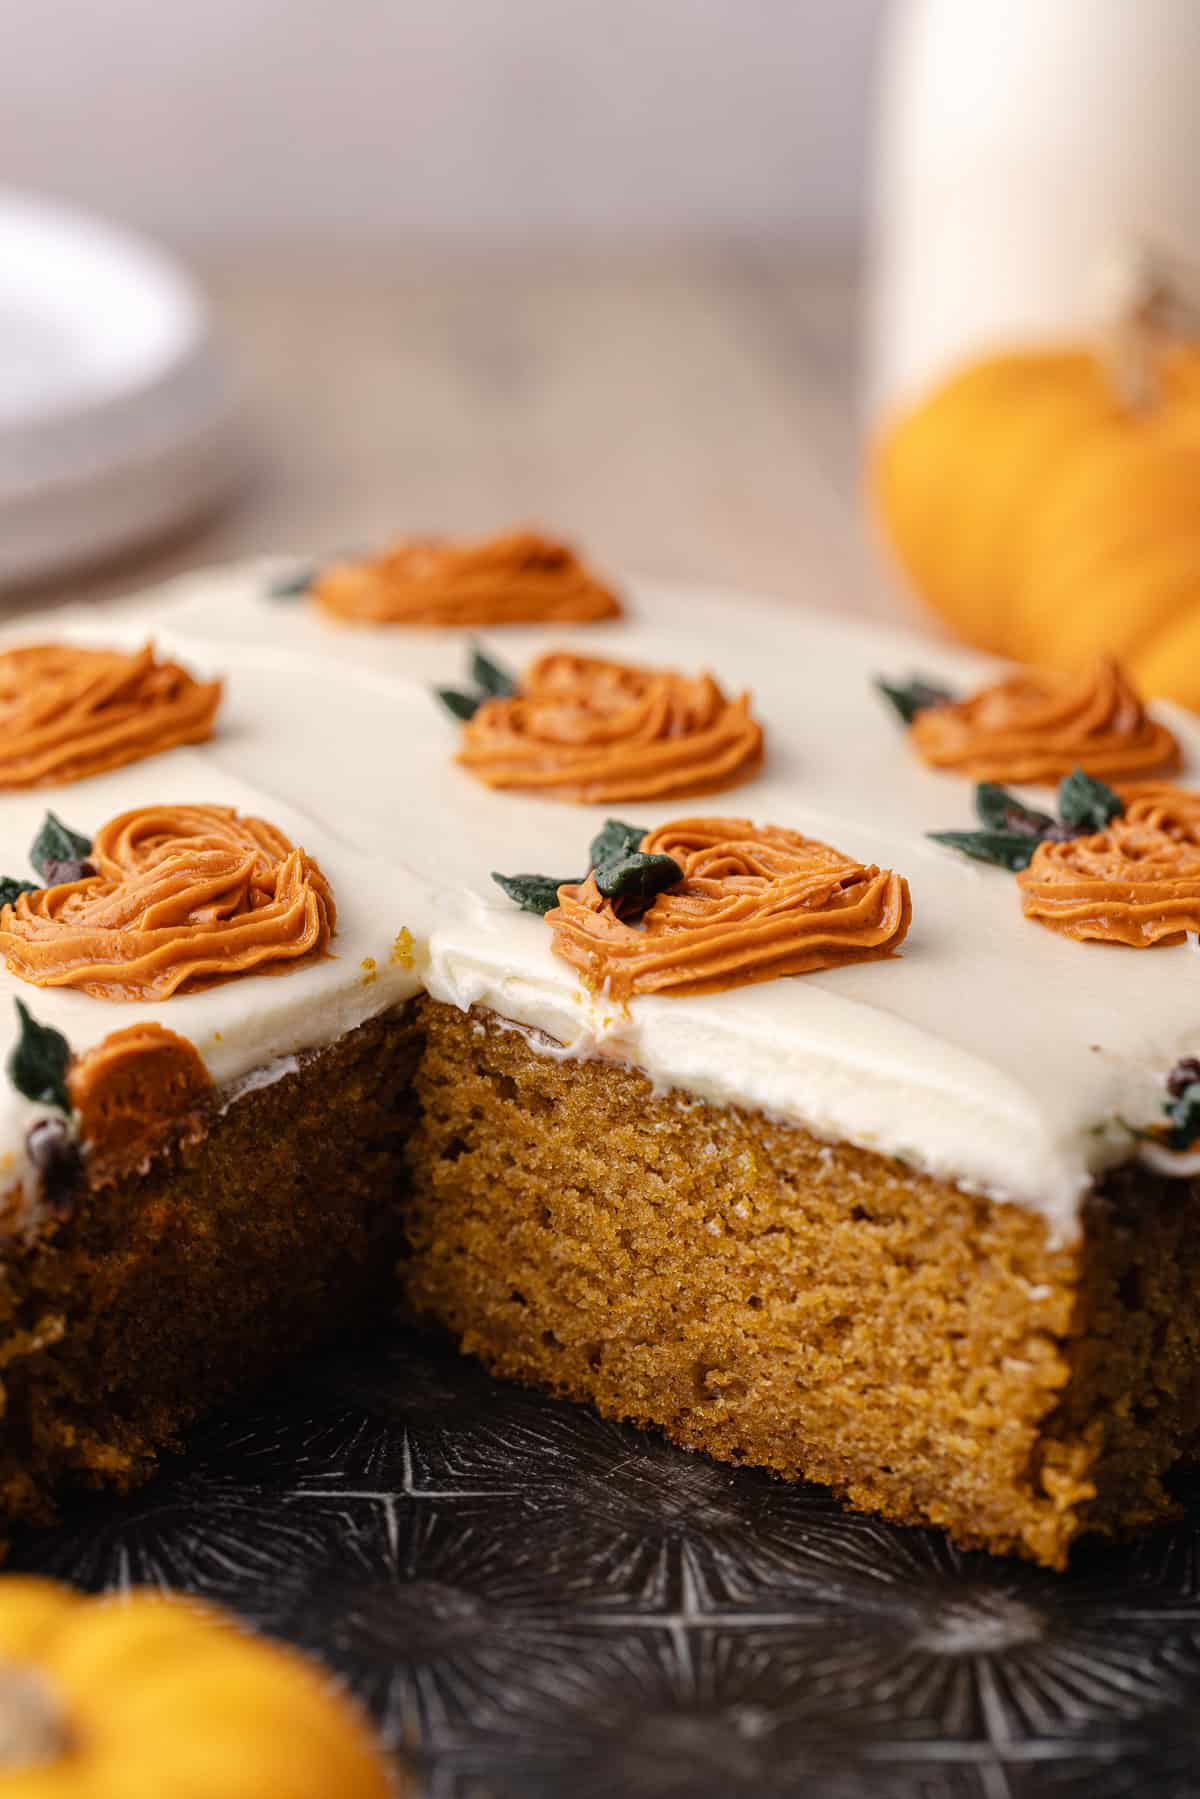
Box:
68;1022;214;1182
1018;789;1200;946
0;642;221;789
932;771;1200;948
456;650;764;802
547;817;911;1001
314;527;622;627
0;804;335;1000
901;657;1179;785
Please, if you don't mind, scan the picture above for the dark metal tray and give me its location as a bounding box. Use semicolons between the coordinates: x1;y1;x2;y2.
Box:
14;1330;1200;1798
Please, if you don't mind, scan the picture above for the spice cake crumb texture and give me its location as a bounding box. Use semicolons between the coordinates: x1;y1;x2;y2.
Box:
2;547;1200;1565
0;1010;421;1528
407;1001;1200;1570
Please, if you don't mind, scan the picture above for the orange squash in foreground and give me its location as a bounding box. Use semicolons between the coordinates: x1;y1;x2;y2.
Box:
872;330;1200;713
0;1579;396;1798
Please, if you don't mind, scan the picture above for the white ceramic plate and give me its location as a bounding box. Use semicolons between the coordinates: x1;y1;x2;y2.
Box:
0;190;242;587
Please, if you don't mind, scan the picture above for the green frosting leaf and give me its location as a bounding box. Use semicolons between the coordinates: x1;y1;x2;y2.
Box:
0;878;37;909
876;675;955;727
436;687;484;723
588;819;647;867
30;813;92;882
470;644;518;698
7;999;71;1112
933;774;1122;873
1165;1081;1200;1152
594;850;683;911
267;564;316;599
974;783;1056;837
491;871;576;915
437;645;519;722
493;818;680;920
1057;768;1124;833
927;829;1040;872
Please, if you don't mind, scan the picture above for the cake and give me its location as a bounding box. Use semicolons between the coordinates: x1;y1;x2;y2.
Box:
2;532;1200;1572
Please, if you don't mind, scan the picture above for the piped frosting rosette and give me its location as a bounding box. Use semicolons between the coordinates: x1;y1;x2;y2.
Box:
0;805;335;1000
548;816;911;1000
0;643;221;789
911;657;1179;784
1018;785;1200;945
315;528;621;627
457;651;764;802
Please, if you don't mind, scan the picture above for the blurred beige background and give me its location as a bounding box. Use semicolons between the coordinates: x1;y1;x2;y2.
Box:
2;1;884;251
2;1;899;622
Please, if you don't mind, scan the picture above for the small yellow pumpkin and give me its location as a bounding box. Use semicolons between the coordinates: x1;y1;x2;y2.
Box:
871;281;1200;713
0;1578;398;1798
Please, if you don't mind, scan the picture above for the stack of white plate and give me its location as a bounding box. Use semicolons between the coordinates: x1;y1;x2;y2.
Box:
0;191;241;588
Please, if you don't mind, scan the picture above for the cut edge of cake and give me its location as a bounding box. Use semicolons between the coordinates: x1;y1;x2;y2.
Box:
3;993;1197;1570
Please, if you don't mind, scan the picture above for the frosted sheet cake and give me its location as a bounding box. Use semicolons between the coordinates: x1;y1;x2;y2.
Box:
1;534;1199;1567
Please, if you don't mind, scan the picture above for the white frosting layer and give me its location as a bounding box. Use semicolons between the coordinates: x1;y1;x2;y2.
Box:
2;556;1197;1241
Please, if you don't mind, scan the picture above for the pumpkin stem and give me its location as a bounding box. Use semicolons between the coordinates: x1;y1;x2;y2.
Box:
1102;245;1200;413
0;1663;70;1770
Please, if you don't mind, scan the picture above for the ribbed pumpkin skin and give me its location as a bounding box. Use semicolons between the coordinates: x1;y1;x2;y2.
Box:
0;1579;396;1799
872;346;1200;709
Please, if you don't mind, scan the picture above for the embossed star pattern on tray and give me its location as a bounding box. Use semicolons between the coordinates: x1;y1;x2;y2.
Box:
13;1330;1200;1798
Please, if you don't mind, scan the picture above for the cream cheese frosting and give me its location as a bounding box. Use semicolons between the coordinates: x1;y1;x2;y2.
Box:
0;736;426;1209
1;556;1197;1243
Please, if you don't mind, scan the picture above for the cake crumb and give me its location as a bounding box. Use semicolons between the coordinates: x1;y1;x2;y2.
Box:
406;998;1185;1571
391;928;416;970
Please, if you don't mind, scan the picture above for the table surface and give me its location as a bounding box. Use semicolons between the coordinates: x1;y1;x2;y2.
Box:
4;253;919;629
17;1327;1200;1799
